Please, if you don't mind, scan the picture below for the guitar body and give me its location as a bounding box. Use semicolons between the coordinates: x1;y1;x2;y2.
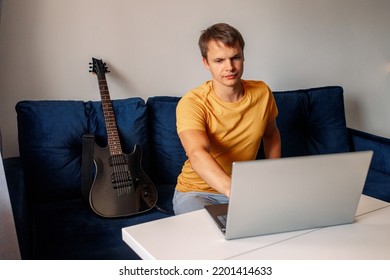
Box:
88;57;157;218
89;143;157;218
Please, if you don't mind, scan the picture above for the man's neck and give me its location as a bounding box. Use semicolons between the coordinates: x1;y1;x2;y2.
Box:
212;80;244;102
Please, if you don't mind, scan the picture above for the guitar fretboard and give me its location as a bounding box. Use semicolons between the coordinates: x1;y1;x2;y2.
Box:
98;76;123;156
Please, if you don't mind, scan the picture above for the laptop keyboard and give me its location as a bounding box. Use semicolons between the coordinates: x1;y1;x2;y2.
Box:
217;215;227;227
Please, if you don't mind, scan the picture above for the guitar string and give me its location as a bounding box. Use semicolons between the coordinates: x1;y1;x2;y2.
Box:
100;75;133;197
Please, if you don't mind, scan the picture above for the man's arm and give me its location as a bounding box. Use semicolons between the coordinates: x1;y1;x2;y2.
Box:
262;120;281;159
178;129;231;197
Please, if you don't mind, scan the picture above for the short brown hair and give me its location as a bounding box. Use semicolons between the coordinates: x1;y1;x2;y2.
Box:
198;23;245;59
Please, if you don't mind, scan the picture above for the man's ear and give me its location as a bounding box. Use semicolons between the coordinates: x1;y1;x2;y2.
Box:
202;57;210;69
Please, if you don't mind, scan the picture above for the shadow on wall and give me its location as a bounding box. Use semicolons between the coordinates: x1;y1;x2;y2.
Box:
344;94;364;130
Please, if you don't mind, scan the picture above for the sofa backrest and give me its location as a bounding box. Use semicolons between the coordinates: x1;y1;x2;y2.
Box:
16;98;150;203
146;97;187;185
15;86;350;203
147;86;350;184
274;86;350;157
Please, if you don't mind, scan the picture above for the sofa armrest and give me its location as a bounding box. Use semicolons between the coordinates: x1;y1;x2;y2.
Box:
348;128;390;202
348;128;390;175
3;156;31;259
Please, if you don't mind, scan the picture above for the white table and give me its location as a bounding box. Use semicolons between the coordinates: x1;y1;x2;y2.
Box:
122;195;390;259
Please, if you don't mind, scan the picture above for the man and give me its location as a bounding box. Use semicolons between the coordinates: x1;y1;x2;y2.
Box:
173;23;281;214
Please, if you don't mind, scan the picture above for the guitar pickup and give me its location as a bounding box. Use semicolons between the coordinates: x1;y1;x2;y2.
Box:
111;171;134;190
108;154;129;166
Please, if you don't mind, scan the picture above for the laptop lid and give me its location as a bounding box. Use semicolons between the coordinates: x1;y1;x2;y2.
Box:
208;151;373;240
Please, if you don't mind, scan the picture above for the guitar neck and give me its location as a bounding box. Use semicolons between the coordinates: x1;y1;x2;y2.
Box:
97;74;123;156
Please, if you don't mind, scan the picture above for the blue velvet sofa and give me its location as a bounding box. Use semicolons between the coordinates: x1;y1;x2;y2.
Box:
3;86;390;259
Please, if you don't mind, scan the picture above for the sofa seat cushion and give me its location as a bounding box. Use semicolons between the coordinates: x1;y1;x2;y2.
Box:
31;198;171;260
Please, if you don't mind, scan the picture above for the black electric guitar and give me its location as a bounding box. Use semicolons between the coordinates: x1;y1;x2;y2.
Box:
88;57;157;218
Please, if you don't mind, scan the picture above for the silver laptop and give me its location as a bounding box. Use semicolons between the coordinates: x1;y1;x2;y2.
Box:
205;151;373;240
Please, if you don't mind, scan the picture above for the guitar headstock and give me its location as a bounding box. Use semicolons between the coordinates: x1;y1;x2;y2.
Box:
89;57;109;76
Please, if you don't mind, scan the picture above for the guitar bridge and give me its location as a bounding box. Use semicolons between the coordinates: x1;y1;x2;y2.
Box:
111;171;134;196
111;171;132;187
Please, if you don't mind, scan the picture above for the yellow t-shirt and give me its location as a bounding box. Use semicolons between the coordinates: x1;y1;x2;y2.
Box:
176;80;278;193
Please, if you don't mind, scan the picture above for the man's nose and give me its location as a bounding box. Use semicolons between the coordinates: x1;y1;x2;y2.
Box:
226;59;234;70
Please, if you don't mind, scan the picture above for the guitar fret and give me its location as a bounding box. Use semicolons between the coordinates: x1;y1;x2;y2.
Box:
95;72;123;156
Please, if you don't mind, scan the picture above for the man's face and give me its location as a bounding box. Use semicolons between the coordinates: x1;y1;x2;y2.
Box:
203;40;244;89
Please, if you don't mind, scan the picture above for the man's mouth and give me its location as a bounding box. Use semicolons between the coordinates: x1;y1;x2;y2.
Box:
224;73;237;79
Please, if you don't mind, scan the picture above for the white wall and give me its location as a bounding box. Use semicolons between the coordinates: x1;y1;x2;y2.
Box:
0;0;389;158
